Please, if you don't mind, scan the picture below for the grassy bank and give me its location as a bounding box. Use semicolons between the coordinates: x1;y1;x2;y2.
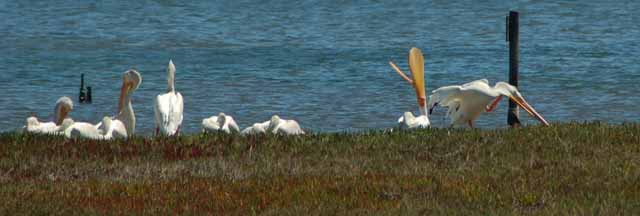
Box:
1;123;639;214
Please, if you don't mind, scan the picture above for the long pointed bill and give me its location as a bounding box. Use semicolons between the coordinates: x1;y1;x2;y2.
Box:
389;61;413;85
409;47;426;111
508;95;550;126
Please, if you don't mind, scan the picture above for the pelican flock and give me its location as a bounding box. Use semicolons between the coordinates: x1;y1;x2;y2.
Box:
23;47;551;138
64;70;142;140
154;60;184;136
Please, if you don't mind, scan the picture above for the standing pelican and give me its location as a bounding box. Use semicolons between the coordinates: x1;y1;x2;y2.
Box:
241;115;304;135
202;113;240;133
389;47;430;129
154;60;184;136
23;96;74;135
428;79;549;127
65;70;142;139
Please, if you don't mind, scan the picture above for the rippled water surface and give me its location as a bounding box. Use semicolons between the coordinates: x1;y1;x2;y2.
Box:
2;1;639;134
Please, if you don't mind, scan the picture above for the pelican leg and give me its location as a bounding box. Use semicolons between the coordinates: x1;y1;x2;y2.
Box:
155;127;159;136
467;120;474;128
176;126;181;136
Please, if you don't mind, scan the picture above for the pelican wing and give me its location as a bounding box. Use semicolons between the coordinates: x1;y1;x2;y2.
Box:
462;79;489;87
225;116;240;133
154;92;184;136
276;120;305;135
429;85;464;109
202;116;221;132
65;122;103;139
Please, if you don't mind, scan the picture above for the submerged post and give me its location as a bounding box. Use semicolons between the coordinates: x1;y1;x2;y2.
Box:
79;73;86;103
507;11;521;127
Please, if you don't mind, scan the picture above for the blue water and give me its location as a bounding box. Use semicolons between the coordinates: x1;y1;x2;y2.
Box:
2;1;639;134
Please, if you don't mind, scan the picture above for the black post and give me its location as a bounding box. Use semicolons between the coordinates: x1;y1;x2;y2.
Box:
79;74;86;103
86;86;92;103
507;11;521;127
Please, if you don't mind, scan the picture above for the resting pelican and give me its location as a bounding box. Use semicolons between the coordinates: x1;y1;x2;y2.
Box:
240;120;270;135
389;47;430;129
66;70;142;139
428;79;549;127
268;115;305;135
64;117;114;140
23;96;74;134
241;115;304;135
154;60;183;136
202;112;240;133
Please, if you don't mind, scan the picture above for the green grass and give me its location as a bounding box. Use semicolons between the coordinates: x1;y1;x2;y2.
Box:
1;122;640;214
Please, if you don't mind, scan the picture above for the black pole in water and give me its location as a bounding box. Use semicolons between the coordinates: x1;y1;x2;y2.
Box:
79;74;86;103
507;11;521;127
86;86;92;103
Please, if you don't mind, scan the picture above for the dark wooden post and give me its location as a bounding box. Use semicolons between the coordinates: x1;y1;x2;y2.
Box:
507;11;521;126
79;73;86;103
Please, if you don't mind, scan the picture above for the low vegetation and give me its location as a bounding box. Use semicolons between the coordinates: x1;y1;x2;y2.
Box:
1;122;639;214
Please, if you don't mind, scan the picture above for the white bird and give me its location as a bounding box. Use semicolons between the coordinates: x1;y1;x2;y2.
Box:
428;79;549;127
154;60;183;136
202;112;240;133
64;117;114;140
267;115;305;135
389;47;431;129
23;96;74;135
240;120;270;135
65;70;142;139
241;115;305;135
397;112;431;129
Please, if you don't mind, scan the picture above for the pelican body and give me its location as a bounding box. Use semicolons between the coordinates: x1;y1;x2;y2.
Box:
202;113;240;133
428;79;549;127
241;115;304;135
23;96;74;135
154;60;184;136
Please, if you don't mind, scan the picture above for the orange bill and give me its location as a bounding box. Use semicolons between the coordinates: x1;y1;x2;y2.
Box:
389;61;413;85
409;47;426;107
508;95;550;126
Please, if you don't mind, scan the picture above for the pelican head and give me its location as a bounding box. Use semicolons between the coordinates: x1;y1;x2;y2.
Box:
268;115;282;132
54;96;73;125
493;82;549;126
26;116;39;128
217;112;227;126
118;69;142;111
167;60;176;92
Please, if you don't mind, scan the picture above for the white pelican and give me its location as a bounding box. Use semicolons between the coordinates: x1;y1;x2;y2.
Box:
23;96;74;135
202;112;240;133
241;115;304;135
64;117;114;140
154;60;183;136
389;47;431;129
428;79;549;127
65;70;142;139
268;115;305;135
240;120;270;135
